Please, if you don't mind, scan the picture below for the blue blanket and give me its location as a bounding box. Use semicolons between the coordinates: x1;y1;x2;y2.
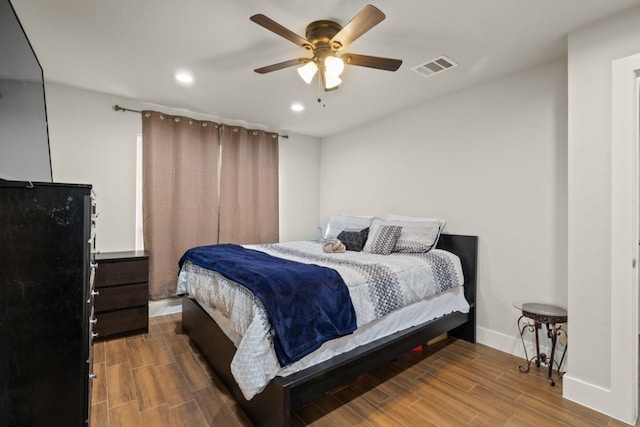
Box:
179;244;357;366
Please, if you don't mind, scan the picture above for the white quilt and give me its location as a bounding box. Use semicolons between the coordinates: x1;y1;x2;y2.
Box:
176;240;465;400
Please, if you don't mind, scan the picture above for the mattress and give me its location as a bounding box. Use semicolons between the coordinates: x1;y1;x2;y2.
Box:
177;240;468;399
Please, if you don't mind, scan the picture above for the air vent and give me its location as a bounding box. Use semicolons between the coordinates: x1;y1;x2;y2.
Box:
411;55;458;78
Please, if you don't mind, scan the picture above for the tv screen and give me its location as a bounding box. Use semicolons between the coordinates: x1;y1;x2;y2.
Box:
0;0;52;182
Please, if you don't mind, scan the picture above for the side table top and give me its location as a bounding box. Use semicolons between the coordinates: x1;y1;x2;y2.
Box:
513;301;567;322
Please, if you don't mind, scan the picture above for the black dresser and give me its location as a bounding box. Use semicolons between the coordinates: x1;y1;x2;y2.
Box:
0;180;96;426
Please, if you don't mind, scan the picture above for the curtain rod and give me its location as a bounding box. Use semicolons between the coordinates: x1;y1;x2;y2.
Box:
112;104;289;138
113;104;141;113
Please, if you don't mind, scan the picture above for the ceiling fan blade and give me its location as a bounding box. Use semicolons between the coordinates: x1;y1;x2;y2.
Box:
329;5;385;49
250;14;310;48
341;53;402;71
254;58;307;74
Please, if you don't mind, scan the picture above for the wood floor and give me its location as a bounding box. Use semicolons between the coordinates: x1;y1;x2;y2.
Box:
90;313;628;426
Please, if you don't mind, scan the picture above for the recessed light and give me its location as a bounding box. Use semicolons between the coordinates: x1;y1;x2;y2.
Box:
291;103;304;112
174;71;194;85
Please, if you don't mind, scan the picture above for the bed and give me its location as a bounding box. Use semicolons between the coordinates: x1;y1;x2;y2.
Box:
180;232;478;426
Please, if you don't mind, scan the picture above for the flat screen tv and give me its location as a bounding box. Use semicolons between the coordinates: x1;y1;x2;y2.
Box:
0;0;52;182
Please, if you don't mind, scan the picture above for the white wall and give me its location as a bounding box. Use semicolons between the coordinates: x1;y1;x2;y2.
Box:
45;83;321;252
320;58;568;354
565;5;640;422
278;133;321;242
46;84;140;252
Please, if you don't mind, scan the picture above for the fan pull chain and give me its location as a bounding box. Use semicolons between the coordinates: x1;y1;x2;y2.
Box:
316;77;326;108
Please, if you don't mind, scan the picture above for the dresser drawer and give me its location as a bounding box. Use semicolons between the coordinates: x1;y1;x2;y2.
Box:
95;283;148;312
95;306;149;338
95;259;148;287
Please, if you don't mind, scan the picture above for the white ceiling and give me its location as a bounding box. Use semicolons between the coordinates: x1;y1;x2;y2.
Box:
10;0;640;137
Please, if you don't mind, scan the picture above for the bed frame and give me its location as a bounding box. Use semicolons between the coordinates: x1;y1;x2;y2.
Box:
182;233;478;427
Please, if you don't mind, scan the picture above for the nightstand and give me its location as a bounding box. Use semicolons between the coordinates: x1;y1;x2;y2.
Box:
94;251;149;339
514;301;567;386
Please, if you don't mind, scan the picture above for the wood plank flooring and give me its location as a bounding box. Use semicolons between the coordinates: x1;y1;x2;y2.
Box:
90;313;629;426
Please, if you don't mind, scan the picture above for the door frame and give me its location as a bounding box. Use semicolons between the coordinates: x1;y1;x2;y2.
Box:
610;52;640;424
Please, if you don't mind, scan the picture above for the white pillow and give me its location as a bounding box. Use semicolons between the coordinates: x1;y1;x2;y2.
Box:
384;219;442;253
384;213;447;229
324;215;374;239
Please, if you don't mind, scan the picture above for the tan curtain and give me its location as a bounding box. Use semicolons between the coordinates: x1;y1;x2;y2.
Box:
142;111;220;300
219;126;279;244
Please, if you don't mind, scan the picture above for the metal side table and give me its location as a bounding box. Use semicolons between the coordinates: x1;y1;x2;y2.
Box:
514;301;567;386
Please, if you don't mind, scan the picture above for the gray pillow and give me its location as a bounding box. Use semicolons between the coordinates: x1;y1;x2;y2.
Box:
337;227;369;252
367;225;402;255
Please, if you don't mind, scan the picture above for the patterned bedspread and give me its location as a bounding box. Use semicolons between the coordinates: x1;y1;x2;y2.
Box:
179;243;357;366
176;240;464;400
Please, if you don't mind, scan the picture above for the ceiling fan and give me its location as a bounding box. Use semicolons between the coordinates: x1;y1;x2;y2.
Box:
250;4;402;91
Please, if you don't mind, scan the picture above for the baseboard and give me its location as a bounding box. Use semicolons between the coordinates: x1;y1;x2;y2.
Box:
476;326;524;357
563;374;638;425
476;325;568;371
149;297;182;317
562;375;636;424
562;375;612;413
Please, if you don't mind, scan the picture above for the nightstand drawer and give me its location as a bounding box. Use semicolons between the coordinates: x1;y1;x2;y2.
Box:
95;306;148;338
95;259;148;287
95;283;148;312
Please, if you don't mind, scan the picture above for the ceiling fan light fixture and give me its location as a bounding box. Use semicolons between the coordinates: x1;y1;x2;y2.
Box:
324;73;342;90
297;61;318;84
324;55;344;76
251;5;401;92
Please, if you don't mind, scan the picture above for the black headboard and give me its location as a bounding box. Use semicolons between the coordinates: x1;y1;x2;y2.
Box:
436;233;478;342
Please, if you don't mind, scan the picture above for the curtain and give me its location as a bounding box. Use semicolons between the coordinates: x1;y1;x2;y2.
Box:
142;111;220;300
218;126;279;244
142;112;280;299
